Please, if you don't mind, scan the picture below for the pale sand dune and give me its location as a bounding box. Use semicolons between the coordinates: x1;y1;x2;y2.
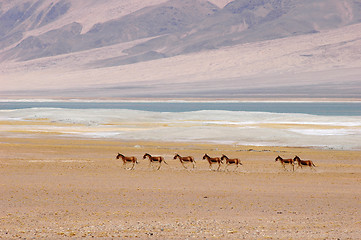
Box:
0;137;360;239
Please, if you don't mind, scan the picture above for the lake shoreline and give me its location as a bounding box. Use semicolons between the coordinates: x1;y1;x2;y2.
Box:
1;97;361;103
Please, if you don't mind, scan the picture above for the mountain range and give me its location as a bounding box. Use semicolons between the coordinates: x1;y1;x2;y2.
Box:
1;0;361;99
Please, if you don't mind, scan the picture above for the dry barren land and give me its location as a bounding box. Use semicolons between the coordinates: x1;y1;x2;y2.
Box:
0;137;360;239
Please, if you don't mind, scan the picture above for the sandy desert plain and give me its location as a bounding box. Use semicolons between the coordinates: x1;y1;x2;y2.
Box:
0;117;360;239
1;1;361;238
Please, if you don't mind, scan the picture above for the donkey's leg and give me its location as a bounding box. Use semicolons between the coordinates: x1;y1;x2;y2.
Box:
130;161;135;170
282;163;287;171
181;161;187;169
234;164;238;172
310;163;316;171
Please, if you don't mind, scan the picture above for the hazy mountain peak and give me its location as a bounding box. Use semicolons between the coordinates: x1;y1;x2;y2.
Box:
2;0;361;63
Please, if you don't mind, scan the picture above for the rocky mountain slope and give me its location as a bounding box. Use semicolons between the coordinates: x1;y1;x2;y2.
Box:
1;0;361;98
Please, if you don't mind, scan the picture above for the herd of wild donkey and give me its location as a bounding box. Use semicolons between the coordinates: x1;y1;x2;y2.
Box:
116;153;316;171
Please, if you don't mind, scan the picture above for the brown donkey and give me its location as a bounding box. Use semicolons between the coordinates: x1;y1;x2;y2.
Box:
221;154;242;171
174;154;196;169
143;153;168;170
116;153;138;170
293;156;316;169
275;156;295;171
203;154;222;171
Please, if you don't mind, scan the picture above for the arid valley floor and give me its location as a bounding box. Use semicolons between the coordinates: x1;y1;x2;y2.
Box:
1;1;361;238
1;135;360;239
